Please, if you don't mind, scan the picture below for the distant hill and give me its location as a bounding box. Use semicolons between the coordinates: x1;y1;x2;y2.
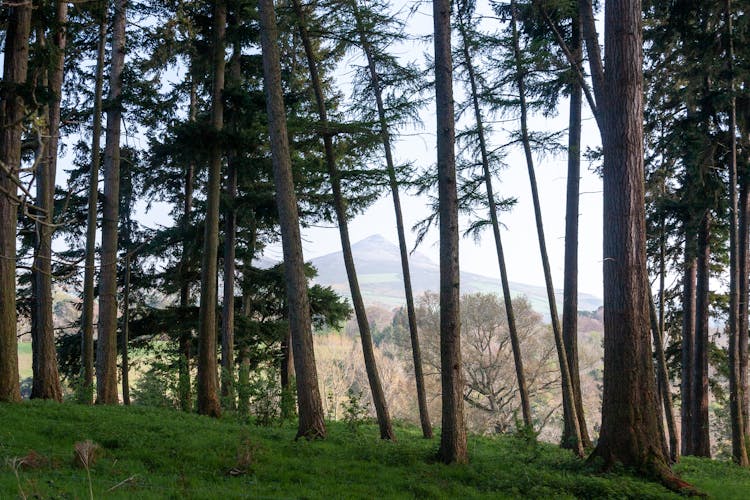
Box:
307;234;602;316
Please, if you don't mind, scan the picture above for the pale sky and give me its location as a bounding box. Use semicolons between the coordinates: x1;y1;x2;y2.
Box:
265;2;606;298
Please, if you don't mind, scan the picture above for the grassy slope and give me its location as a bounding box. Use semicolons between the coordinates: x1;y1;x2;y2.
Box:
0;403;748;499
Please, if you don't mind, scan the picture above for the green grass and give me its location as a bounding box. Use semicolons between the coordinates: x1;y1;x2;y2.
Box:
0;402;748;498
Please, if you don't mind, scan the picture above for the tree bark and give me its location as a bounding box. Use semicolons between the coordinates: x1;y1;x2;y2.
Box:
681;240;697;456
692;212;711;456
0;1;32;403
220;10;243;410
351;0;432;438
96;0;128;404
456;11;531;430
178;76;197;413
31;0;67;402
291;0;395;441
196;0;227;418
258;0;326;439
510;0;583;455
81;4;107;405
434;0;467;464
725;0;749;466
739;178;750;431
588;0;676;482
561;10;590;448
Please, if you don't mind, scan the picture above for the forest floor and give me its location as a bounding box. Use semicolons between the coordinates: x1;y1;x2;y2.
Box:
0;402;748;498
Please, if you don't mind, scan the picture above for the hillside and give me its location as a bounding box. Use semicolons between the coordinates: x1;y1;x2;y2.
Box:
308;234;602;314
1;402;747;498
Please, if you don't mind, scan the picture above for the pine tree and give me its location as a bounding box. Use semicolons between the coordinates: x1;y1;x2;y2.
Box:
0;0;33;403
434;0;467;464
96;0;128;404
196;0;227;418
257;0;327;439
290;0;395;441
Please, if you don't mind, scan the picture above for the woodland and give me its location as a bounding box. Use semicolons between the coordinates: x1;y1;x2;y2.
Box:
2;0;750;497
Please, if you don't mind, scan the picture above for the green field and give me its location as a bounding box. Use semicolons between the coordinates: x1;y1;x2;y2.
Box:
18;342;32;380
0;402;748;498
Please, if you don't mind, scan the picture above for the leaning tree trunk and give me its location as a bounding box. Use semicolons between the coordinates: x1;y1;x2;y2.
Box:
692;212;711;457
510;0;583;455
96;0;127;404
649;295;679;463
351;0;432;438
31;0;67;402
725;0;749;466
178;75;197;412
0;1;32;403
258;0;326;439
434;0;467;464
680;236;697;455
456;13;531;430
291;0;395;441
80;4;107;405
561;10;590;448
196;0;226;418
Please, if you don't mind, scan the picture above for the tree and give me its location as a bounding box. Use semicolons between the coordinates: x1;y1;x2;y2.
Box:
220;2;245;410
257;0;327;439
290;0;395;441
80;1;108;405
454;0;532;430
725;0;749;467
581;0;688;487
434;0;467;464
196;0;227;418
508;0;582;455
347;0;433;440
560;3;591;450
96;0;128;404
0;0;33;403
29;0;68;401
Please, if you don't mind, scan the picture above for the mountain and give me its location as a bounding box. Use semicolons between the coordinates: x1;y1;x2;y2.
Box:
308;234;602;315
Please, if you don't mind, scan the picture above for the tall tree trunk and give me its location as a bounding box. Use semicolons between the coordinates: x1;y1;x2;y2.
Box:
725;0;749;466
196;0;227;418
692;212;711;456
510;0;583;455
178;76;197;412
121;252;131;405
561;10;590;448
649;295;679;463
739;179;750;430
258;0;326;439
80;3;107;405
0;1;32;403
681;240;697;455
96;0;127;404
456;12;531;430
31;0;67;401
434;0;467;464
587;0;677;483
291;0;395;441
219;144;238;412
220;11;243;410
351;0;432;438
